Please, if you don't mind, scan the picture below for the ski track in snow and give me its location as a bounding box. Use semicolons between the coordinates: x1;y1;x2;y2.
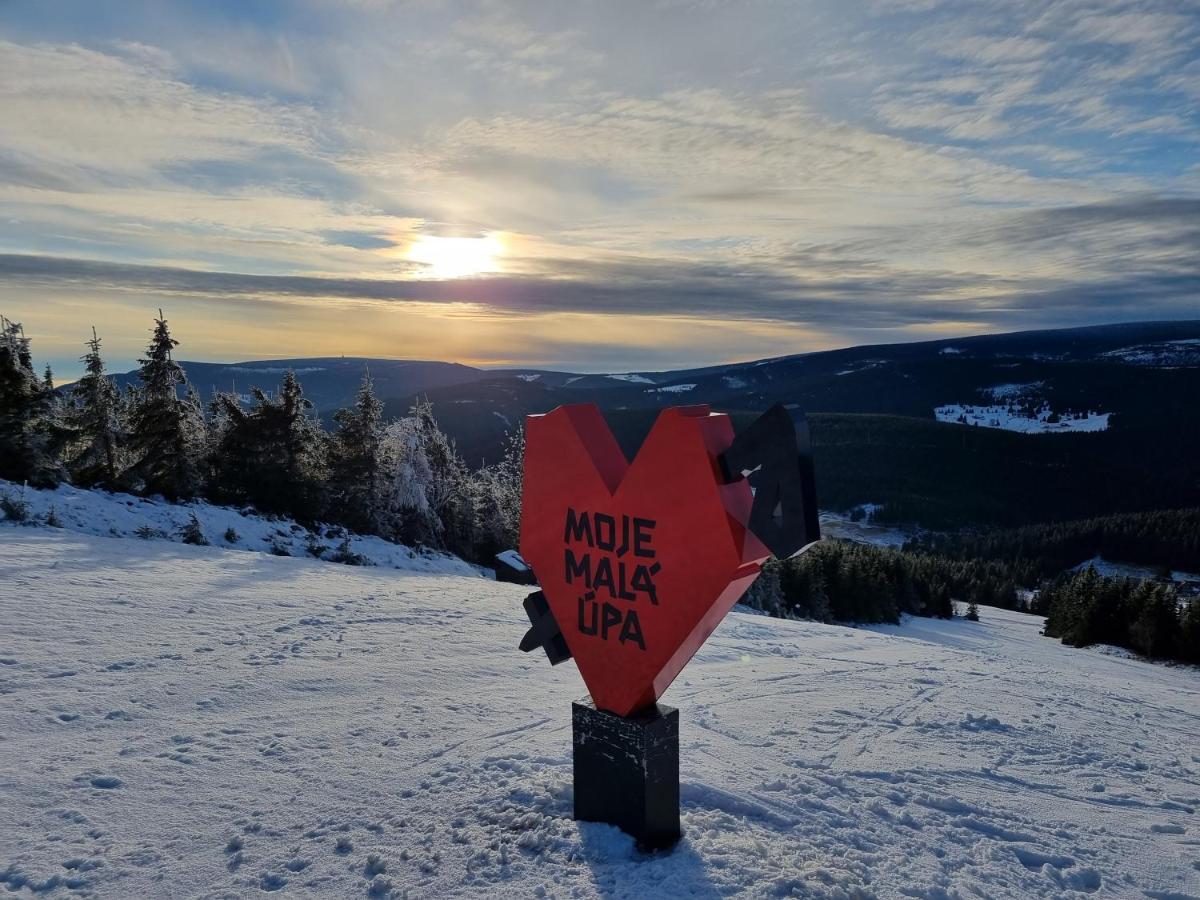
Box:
2;530;1199;899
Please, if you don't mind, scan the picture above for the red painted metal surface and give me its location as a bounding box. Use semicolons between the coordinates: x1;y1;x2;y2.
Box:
519;403;769;716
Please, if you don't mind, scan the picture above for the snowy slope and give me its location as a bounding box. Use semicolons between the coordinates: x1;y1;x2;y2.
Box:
0;479;479;577
2;531;1199;899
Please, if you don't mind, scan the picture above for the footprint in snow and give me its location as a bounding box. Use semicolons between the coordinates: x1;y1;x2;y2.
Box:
89;776;121;789
260;873;287;892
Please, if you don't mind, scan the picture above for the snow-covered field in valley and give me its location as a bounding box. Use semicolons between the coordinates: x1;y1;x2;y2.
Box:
818;508;914;549
934;404;1110;434
3;529;1199;899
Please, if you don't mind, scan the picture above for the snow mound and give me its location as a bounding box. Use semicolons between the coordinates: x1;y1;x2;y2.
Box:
607;373;655;384
0;479;479;577
3;532;1198;898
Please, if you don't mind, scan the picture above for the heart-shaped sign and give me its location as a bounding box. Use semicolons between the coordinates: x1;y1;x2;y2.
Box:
520;403;769;716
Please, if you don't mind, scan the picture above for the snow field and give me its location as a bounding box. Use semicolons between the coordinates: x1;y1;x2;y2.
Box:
934;404;1110;434
1;530;1198;898
0;479;480;577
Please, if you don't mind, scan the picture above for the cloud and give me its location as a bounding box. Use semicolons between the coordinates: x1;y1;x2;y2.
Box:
5;185;1197;331
0;2;1197;375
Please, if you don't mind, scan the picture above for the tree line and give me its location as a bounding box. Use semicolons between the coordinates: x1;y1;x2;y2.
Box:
910;508;1200;580
742;539;1197;664
0;312;521;564
743;540;1009;625
1039;566;1200;664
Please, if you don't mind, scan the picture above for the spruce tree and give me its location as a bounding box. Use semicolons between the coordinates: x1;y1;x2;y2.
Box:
66;328;124;487
210;371;326;520
329;371;384;533
411;398;468;544
0;315;62;485
126;311;204;499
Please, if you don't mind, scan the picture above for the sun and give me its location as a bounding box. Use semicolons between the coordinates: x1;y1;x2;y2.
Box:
405;233;502;279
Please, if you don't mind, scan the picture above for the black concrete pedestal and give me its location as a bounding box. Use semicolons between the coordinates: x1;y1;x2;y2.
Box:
572;698;680;851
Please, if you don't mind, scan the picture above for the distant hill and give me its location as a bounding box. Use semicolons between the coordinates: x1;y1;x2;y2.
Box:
100;357;486;413
402;319;1200;458
91;320;1200;422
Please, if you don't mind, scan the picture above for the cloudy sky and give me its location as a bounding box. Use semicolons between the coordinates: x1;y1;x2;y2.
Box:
1;0;1197;378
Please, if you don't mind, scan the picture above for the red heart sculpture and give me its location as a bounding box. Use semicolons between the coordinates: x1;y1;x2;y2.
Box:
520;403;769;716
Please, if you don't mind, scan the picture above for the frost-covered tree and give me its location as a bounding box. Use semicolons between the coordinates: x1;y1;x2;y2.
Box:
0;315;63;485
329;371;384;533
210;371;327;520
492;425;524;546
126;311;204;499
376;414;444;546
65;327;125;487
454;427;525;561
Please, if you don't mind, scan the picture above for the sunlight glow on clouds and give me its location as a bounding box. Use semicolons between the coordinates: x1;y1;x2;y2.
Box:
403;234;505;280
0;0;1196;377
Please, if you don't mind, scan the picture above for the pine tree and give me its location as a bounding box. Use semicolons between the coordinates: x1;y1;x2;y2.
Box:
66;327;125;487
1129;585;1179;659
493;425;525;548
1179;600;1200;664
0;315;62;485
377;415;441;546
126;311;204;499
177;512;208;546
373;401;474;550
210;371;326;520
329;371;384;533
745;559;787;617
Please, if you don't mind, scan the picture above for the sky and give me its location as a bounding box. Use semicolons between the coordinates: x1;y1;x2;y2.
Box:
1;0;1197;379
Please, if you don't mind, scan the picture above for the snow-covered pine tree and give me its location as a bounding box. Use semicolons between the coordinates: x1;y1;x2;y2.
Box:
125;310;205;499
409;398;470;548
492;425;524;548
0;315;63;485
65;327;125;487
329;371;384;533
376;415;441;546
454;427;524;562
209;371;327;520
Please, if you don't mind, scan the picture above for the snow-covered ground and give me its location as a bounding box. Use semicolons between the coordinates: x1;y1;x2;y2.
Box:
1101;340;1200;367
935;404;1110;434
819;508;915;549
0;479;479;577
3;531;1198;898
981;382;1045;401
608;373;654;385
1071;555;1200;586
